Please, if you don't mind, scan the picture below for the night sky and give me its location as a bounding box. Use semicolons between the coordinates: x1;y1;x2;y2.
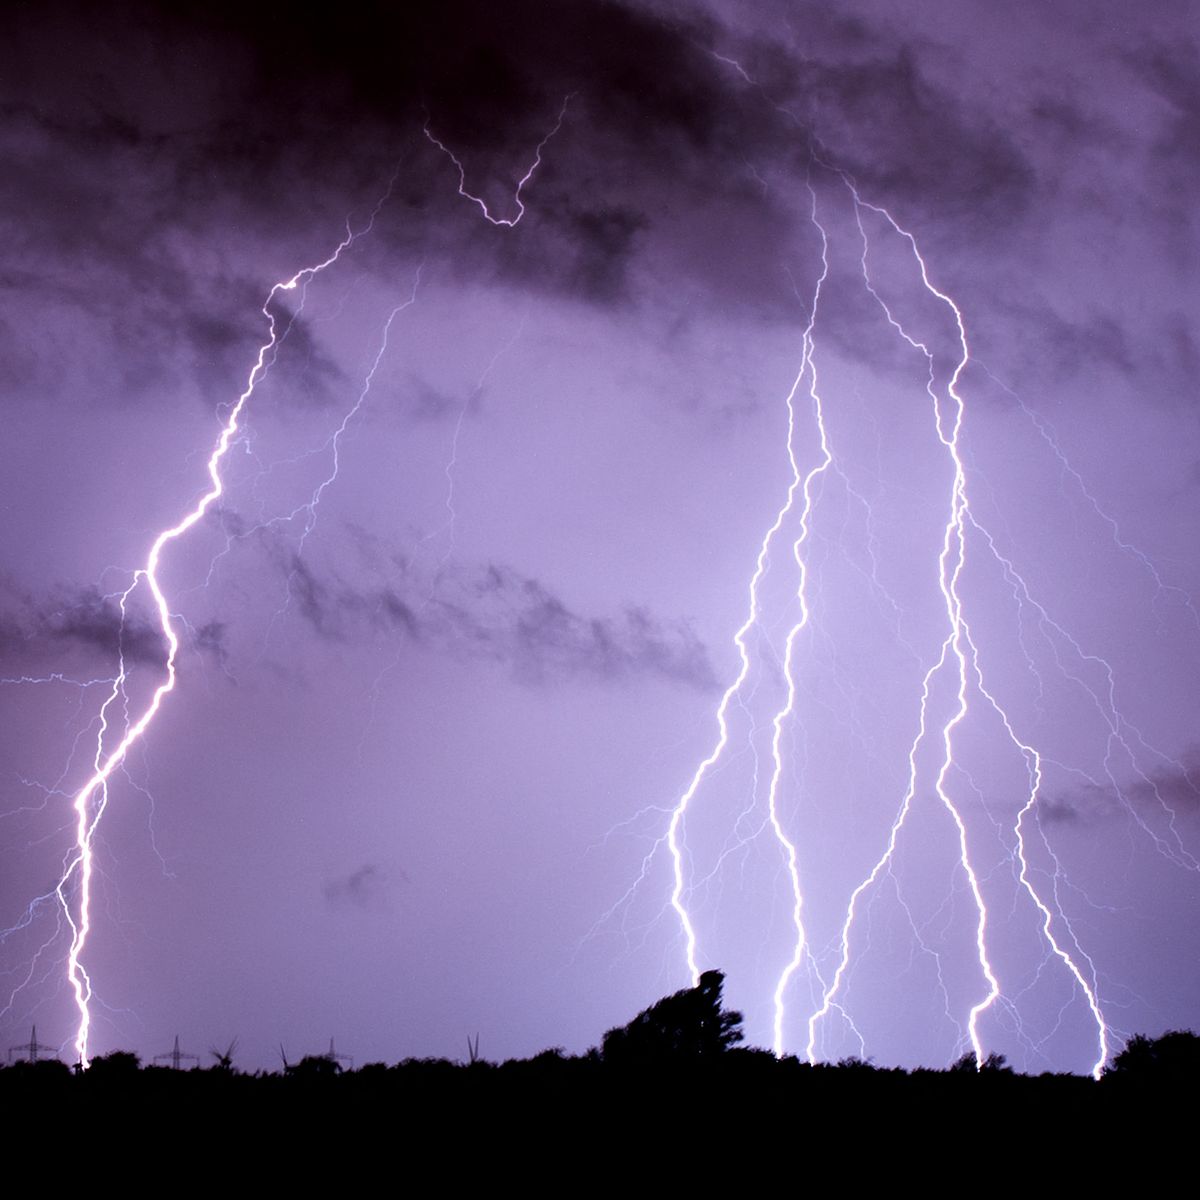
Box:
2;0;1198;1075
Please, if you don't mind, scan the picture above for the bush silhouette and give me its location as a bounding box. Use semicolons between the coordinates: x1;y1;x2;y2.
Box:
950;1052;1011;1074
84;1051;141;1081
287;1053;342;1079
601;969;743;1064
1106;1030;1200;1082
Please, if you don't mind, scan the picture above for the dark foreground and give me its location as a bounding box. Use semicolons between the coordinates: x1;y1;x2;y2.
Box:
4;1049;1192;1181
4;973;1193;1181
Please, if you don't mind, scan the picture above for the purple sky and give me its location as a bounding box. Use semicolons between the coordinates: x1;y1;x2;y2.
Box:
2;0;1198;1074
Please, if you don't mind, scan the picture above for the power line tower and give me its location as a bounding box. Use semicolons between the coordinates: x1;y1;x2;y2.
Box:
323;1036;353;1070
153;1034;200;1071
8;1026;57;1064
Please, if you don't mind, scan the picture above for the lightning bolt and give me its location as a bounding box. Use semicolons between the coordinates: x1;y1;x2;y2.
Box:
846;184;1006;1069
7;55;1184;1077
664;177;830;1057
53;213;385;1068
659;150;1125;1076
259;265;425;644
37;110;566;1057
424;95;573;227
802;183;1110;1076
361;103;568;743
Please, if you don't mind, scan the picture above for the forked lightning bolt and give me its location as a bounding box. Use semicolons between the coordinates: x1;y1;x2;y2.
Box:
7;65;1185;1077
54;216;383;1067
424;96;572;227
806;183;1105;1075
765;182;833;1055
665;178;833;1054
39;98;579;1064
662;159;1123;1076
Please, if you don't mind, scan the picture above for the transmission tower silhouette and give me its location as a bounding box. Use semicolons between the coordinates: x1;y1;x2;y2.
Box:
153;1034;200;1070
8;1026;57;1064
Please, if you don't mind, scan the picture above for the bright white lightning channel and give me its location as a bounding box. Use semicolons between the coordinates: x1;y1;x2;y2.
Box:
664;164;1112;1077
55;215;385;1068
51;97;581;1064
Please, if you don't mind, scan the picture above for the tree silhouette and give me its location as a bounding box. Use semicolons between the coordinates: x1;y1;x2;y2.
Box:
950;1052;1011;1074
288;1054;342;1079
84;1051;141;1080
1106;1030;1200;1082
601;969;743;1064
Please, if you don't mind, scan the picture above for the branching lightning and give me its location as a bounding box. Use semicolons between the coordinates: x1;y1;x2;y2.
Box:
764;183;833;1055
651;150;1170;1077
49;216;387;1067
845;186;1007;1069
3;32;1192;1079
4;100;578;1063
424;95;573;227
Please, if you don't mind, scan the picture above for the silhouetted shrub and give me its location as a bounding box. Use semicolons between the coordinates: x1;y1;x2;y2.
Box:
286;1053;342;1079
85;1050;141;1079
1105;1031;1200;1083
5;1058;72;1085
601;969;743;1064
950;1051;1011;1073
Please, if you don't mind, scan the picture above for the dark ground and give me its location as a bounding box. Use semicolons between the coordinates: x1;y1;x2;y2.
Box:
4;974;1192;1182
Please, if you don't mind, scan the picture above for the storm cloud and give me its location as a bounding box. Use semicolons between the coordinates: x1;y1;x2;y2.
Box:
2;1;1197;1078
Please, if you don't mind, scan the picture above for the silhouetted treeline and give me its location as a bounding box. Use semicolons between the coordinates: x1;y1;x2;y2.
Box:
4;972;1193;1179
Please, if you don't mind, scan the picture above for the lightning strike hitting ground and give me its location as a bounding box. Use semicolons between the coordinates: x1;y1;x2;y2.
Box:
24;108;580;1064
849;186;1007;1069
660;162;1122;1076
52;218;387;1067
3;7;1194;1075
764;184;832;1056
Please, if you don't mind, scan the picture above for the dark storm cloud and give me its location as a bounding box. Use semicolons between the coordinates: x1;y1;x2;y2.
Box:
374;589;422;640
256;305;347;412
0;0;1056;353
0;312;38;391
1038;795;1083;826
283;556;338;640
1163;315;1200;384
495;204;648;308
324;863;391;912
685;1;1041;232
1127;41;1200;177
463;563;718;689
0;611;25;663
0;102;265;403
1028;95;1117;150
1133;756;1200;816
987;297;1136;384
180;305;261;394
1047;754;1200;827
279;550;716;691
2;1;746;211
970;291;1200;406
402;376;480;424
8;586;165;667
42;589;164;665
0;1;769;369
807;49;1036;233
190;620;230;670
0;581;231;671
